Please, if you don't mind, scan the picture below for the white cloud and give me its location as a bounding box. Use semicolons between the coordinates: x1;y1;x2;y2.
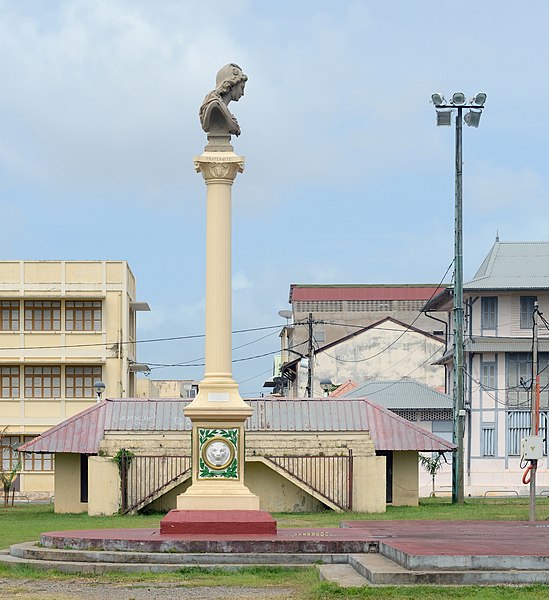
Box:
232;270;253;291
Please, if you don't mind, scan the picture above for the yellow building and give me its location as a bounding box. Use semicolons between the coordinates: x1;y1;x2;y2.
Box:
0;260;149;498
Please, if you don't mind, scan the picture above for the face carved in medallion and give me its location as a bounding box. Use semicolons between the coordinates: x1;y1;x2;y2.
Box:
203;438;234;470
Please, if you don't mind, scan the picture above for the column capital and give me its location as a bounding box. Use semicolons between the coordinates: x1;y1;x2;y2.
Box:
194;152;245;183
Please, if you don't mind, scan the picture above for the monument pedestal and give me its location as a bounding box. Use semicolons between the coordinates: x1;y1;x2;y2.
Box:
160;510;276;535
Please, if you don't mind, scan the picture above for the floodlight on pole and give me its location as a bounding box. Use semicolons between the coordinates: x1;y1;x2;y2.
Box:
436;110;453;127
464;109;482;128
430;90;487;505
431;93;446;106
470;92;487;106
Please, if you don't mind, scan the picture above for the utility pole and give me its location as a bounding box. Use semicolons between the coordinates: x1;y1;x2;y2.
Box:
431;91;486;505
529;302;540;521
306;312;314;398
452;105;465;505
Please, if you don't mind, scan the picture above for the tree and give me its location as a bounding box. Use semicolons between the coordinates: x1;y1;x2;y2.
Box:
418;452;444;498
0;428;22;508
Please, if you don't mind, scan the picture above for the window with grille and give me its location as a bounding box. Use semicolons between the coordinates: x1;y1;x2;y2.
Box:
507;353;549;409
481;297;498;330
507;411;548;456
481;425;495;456
1;436;20;470
421;409;453;421
24;301;61;331
23;450;54;471
481;362;496;390
66;301;102;332
392;409;417;421
65;366;102;398
520;296;537;329
24;366;61;398
1;435;54;472
1;366;20;398
1;301;19;331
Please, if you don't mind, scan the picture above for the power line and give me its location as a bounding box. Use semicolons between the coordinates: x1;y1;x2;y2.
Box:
144;330;279;370
148;341;306;371
320;261;454;364
0;324;282;352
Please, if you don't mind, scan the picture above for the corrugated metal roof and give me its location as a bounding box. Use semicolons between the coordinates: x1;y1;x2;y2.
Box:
106;399;191;431
363;400;452;451
466;241;549;290
289;284;443;303
19;401;106;454
464;337;549;353
20;397;455;454
342;380;452;409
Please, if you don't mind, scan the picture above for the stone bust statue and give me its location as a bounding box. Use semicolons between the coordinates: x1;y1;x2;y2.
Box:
199;63;248;138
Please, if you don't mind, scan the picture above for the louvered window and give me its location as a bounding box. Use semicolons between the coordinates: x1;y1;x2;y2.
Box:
481;425;495;456
507;411;547;456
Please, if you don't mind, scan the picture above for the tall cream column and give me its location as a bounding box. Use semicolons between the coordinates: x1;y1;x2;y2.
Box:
174;64;260;512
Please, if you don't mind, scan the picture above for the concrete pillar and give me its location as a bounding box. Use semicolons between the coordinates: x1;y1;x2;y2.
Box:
175;151;259;511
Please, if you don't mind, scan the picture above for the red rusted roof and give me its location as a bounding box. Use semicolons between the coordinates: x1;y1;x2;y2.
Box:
19;400;106;454
289;284;443;303
20;397;454;454
330;380;358;397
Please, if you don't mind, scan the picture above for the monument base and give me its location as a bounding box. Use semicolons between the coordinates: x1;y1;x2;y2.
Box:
176;486;260;511
160;509;277;535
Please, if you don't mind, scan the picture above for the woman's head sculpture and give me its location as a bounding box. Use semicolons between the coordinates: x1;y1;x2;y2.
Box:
199;63;248;141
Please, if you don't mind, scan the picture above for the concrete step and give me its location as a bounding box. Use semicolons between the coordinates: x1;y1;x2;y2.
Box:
349;553;417;584
318;564;369;587
0;553;315;575
349;553;549;585
379;541;549;571
9;542;347;566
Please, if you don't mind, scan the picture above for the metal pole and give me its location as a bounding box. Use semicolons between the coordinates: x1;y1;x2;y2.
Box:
529;302;539;521
452;106;465;504
307;312;314;398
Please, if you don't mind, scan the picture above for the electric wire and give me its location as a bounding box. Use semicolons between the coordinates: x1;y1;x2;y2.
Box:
0;324;282;352
318;261;453;364
144;330;280;369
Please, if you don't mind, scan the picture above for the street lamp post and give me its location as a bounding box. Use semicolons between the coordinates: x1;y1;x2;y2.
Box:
431;91;487;504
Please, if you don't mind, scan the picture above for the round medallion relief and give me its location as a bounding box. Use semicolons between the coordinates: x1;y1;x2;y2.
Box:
202;437;235;470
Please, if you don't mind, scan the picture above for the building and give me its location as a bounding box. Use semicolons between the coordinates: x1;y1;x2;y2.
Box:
283;284;447;354
341;379;453;497
20;396;454;515
136;379;199;399
279;317;446;398
423;240;549;496
269;284;448;396
0;260;149;498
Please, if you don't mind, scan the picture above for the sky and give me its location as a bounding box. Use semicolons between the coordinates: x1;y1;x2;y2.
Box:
2;0;549;396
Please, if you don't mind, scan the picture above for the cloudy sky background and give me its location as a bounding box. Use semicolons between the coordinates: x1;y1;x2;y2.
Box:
2;0;549;395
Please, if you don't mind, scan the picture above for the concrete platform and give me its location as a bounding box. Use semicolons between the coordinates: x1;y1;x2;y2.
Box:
4;520;549;585
39;526;377;554
341;520;549;570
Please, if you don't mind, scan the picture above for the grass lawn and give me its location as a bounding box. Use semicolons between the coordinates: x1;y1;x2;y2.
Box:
2;499;549;599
